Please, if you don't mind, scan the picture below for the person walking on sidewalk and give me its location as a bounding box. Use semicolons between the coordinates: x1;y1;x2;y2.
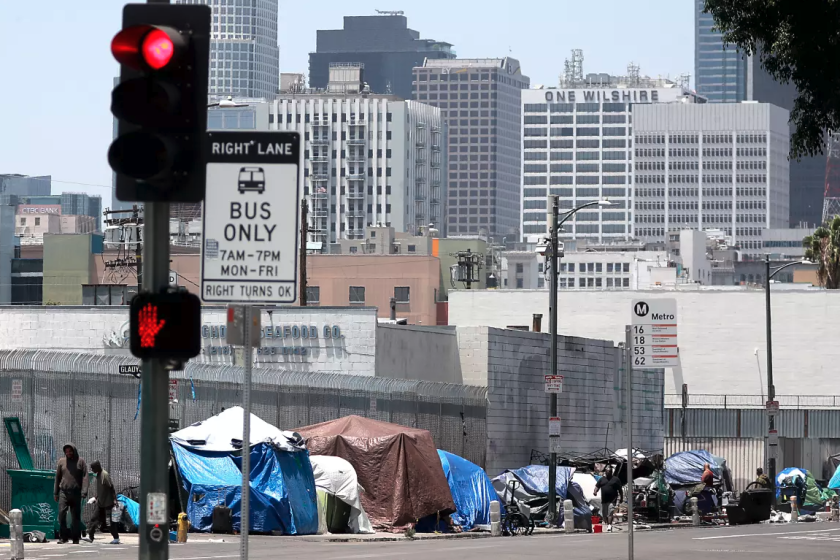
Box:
54;443;89;544
84;460;120;544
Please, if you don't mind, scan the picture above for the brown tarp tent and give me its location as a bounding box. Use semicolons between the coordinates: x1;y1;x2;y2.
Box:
296;415;455;530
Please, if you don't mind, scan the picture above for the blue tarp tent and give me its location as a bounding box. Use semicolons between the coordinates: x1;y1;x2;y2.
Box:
828;464;840;490
492;465;591;528
435;450;501;531
172;442;318;534
506;465;573;498
664;450;725;486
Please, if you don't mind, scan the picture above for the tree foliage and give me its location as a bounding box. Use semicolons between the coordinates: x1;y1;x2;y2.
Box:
703;0;840;159
804;215;840;288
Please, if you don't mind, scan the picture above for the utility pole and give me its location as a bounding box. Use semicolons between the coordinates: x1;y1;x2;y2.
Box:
102;205;144;290
547;195;560;525
765;256;775;499
300;200;308;306
625;326;634;560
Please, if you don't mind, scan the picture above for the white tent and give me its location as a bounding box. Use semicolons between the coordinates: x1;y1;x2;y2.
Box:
309;455;374;534
170;406;304;452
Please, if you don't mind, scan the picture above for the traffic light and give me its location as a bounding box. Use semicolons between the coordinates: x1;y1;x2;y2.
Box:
130;291;202;361
109;4;210;203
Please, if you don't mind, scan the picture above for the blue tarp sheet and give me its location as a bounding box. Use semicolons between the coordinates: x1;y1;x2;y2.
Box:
172;442;318;535
116;495;139;529
664;450;723;486
508;465;573;498
435;450;501;531
828;465;840;490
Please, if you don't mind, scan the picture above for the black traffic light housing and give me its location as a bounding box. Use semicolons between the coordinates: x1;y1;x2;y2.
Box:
109;3;210;203
130;290;202;362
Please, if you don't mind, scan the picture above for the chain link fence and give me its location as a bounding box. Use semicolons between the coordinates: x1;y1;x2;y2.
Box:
665;393;840;409
0;350;487;514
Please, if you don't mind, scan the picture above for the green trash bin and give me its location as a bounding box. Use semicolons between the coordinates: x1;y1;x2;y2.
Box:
2;417;89;539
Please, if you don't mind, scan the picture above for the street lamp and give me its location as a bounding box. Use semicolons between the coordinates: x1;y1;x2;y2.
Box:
546;197;611;525
764;255;811;498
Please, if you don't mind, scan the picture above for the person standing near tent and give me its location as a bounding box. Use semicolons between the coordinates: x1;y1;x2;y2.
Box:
755;468;771;489
54;443;89;544
594;468;622;532
702;463;714;488
84;460;120;544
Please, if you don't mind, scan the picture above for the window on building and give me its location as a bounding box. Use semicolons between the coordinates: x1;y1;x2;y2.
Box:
579;278;586;288
306;286;320;304
394;286;410;303
607;263;614;273
19;218;25;226
595;263;602;273
623;263;630;273
607;278;614;288
34;218;40;226
349;246;358;254
568;263;575;273
516;263;524;273
623;278;630;287
538;278;545;288
82;284;135;306
516;278;524;289
595;278;602;288
349;286;365;304
407;244;416;253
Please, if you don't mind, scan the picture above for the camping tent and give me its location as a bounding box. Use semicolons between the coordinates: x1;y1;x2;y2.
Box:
170;408;318;535
309;455;374;534
776;467;828;511
171;442;318;534
664;450;732;490
171;406;303;452
296;415;455;531
437;450;500;531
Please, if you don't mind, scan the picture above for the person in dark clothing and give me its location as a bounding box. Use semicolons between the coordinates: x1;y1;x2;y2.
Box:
84;461;120;544
594;468;624;531
54;443;89;544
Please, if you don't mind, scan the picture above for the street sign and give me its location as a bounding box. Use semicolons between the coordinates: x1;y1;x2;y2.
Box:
544;375;564;393
200;131;301;304
226;305;262;346
549;437;562;454
631;299;679;369
168;380;178;404
768;429;779;446
549;416;562;436
119;365;141;378
766;400;780;417
169;271;179;286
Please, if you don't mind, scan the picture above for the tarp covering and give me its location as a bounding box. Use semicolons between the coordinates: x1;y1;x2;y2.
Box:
296;415;455;531
171;442;318;535
664;450;725;486
309;455;374;534
437;450;501;531
828;463;840;490
116;495;139;532
171;406;303;452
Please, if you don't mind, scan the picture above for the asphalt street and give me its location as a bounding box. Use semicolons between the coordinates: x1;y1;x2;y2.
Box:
6;523;840;559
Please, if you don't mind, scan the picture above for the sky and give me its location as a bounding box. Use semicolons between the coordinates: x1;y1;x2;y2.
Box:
0;0;693;210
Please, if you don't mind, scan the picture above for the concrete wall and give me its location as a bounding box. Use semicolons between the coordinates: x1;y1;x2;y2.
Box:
375;324;462;383
449;289;840;396
457;326;664;475
0;306;378;375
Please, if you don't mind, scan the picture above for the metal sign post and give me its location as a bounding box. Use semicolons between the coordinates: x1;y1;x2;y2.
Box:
624;325;634;560
241;305;253;560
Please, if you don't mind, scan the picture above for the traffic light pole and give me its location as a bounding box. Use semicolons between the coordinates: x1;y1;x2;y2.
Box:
139;202;172;560
241;305;253;560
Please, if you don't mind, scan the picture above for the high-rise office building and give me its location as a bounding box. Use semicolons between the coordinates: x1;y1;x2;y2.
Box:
695;0;825;226
273;64;444;246
415;58;529;238
310;14;455;99
0;174;51;205
520;78;703;244
633;102;790;255
176;0;279;99
695;0;747;103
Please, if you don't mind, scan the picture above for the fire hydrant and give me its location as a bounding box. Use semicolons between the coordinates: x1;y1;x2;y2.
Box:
177;513;190;543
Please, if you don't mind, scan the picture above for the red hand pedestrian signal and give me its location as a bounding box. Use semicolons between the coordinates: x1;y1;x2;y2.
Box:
138;303;166;348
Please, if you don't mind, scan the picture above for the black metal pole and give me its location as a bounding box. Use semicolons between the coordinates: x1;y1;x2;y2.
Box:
548;195;559;525
765;255;776;499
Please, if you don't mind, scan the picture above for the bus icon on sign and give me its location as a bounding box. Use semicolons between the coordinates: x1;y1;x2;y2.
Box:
238;167;265;194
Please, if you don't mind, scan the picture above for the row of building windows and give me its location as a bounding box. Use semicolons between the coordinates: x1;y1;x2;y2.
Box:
523;211;628;222
524;115;628;125
524;103;629;113
522;187;627;198
524;163;628;173
636;173;769;184
521;224;628;234
559;277;632;289
524;127;629;137
523;139;629;149
524;175;628;185
561;262;631;273
637;214;766;224
637;134;769;145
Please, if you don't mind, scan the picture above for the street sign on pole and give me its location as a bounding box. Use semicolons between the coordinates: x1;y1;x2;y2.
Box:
768;429;779;446
168;380;178;404
766;400;780;417
630;299;679;369
200;131;301;305
549;416;562;436
544;375;564;393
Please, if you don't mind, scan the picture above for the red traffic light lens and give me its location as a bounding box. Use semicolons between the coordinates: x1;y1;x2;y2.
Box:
112;25;181;71
142;29;174;70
